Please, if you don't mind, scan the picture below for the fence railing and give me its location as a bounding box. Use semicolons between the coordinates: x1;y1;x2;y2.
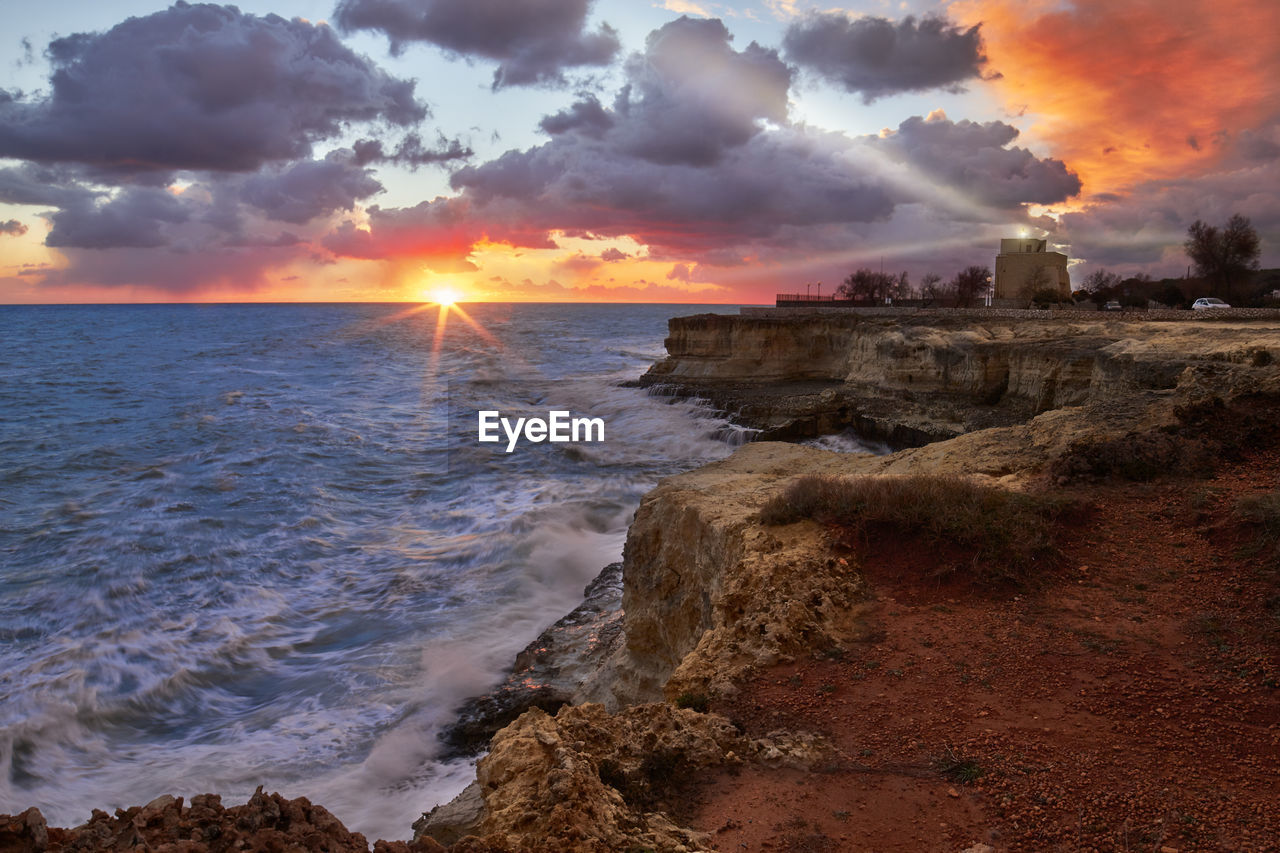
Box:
775;293;854;305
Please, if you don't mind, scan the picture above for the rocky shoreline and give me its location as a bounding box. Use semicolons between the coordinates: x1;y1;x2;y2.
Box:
7;308;1280;852
406;309;1280;850
438;562;625;758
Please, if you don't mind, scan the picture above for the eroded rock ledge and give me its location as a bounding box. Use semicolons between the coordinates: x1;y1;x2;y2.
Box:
639;311;1280;444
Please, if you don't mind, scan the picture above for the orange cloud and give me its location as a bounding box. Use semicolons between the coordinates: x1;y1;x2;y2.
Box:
953;0;1280;196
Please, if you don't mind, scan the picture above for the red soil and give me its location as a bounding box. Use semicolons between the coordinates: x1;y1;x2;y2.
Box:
696;451;1280;852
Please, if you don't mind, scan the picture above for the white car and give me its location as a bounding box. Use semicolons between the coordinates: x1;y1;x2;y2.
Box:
1192;297;1230;310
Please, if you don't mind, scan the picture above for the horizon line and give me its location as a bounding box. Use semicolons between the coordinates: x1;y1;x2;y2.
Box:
0;299;767;308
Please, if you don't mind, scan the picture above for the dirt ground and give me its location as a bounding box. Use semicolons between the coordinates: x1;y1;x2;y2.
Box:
694;451;1280;853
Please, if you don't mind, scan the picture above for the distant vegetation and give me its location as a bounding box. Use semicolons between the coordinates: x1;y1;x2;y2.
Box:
1075;267;1280;310
836;268;906;302
1185;214;1262;303
836;264;991;307
1075;268;1189;309
1074;213;1268;309
824;212;1270;309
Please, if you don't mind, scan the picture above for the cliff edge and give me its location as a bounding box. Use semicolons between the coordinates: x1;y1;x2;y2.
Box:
420;311;1280;852
639;311;1280;443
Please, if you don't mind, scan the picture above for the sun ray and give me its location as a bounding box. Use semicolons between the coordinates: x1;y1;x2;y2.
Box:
444;303;503;349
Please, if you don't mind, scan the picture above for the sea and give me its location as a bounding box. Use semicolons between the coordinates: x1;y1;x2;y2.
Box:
0;302;881;840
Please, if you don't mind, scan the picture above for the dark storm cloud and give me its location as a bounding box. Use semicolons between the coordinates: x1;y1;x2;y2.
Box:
46;187;190;249
39;244;303;292
224;231;305;248
450;125;895;255
783;13;988;103
0;164;98;207
237;157;384;225
0;2;426;172
326;15;1088;276
870;114;1082;208
0;219;29;236
332;0;620;88
16;154;386;253
334;17;1024;267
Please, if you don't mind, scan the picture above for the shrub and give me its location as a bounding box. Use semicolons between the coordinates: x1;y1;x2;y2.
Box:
933;745;984;784
759;473;1069;584
597;749;693;814
674;691;710;713
1234;490;1280;567
1052;395;1280;484
1235;491;1280;533
1051;430;1195;483
1030;287;1067;308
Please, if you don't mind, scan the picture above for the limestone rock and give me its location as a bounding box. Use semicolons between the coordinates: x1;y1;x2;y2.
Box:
415;781;487;846
468;702;745;852
642;311;1280;442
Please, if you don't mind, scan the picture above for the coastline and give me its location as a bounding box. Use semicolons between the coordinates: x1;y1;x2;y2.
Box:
407;308;1280;850
8;307;1280;852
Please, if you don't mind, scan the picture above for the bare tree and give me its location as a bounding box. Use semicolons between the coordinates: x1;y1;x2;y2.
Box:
894;270;910;300
952;265;991;308
1082;268;1122;293
838;268;898;302
918;273;946;305
1185;213;1261;301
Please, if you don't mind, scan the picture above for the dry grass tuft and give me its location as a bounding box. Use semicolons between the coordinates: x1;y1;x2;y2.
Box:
759;474;1071;585
1234;490;1280;568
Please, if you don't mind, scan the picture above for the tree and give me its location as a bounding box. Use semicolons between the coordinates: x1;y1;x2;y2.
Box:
919;273;946;304
1082;268;1122;294
1154;282;1187;308
1184;213;1261;301
894;270;910;300
952;265;991;308
838;268;898;302
1080;268;1122;305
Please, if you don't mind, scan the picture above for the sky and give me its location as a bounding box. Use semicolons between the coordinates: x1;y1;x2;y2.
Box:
1;0;1278;304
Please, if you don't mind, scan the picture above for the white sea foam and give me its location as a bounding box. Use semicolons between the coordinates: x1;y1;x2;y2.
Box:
0;303;742;840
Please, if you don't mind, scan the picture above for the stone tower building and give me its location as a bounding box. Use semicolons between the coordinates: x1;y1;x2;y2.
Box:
993;237;1070;300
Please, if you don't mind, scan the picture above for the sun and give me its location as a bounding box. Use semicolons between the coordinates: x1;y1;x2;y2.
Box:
427;285;462;306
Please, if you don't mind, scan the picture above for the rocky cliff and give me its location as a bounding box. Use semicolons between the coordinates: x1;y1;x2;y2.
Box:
639;311;1280;443
417;311;1280;851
